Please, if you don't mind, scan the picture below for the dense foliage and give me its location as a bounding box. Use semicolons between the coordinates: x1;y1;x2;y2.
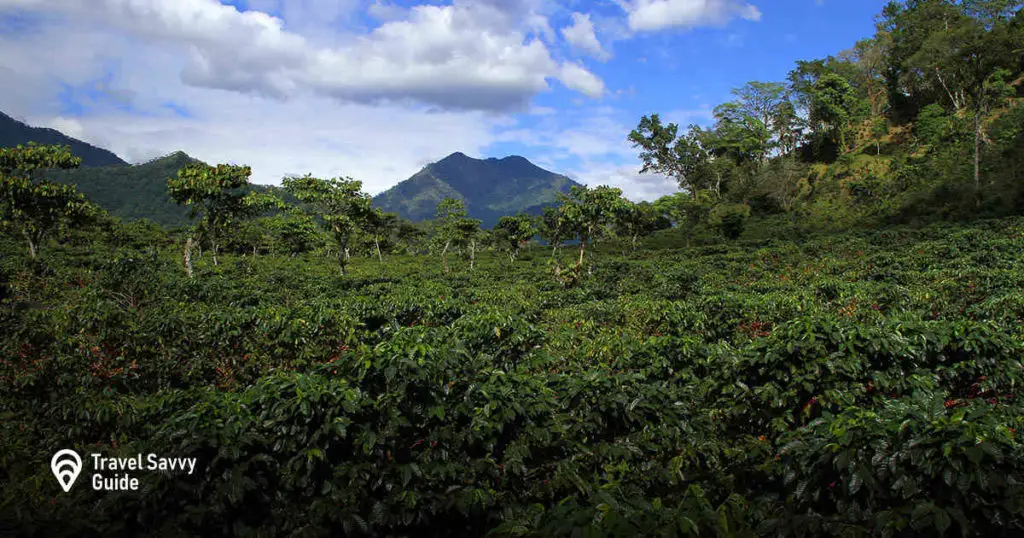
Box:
2;2;1024;536
634;0;1024;235
2;210;1023;536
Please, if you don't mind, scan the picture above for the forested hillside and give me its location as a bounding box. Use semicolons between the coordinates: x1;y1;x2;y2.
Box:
632;0;1024;240
43;151;203;227
0;111;126;168
2;2;1024;537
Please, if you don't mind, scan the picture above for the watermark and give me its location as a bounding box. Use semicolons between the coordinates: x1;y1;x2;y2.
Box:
51;449;83;493
50;449;197;493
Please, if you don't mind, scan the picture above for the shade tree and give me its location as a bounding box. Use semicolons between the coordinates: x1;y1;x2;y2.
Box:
0;144;95;258
282;174;370;275
494;214;535;264
168;163;282;276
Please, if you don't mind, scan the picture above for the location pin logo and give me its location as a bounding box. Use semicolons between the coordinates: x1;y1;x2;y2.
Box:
51;449;83;493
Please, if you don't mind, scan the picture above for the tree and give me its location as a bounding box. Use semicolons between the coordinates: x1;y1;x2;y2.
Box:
558;185;627;270
395;220;429;255
434;197;472;274
759;157;810;218
652;190;715;247
456;216;483;271
0;144;94;258
494;214;535;263
629;115;717;196
362;208;399;264
537;206;568;260
731;81;791;159
282;174;370;275
870;116;890;155
708;203;752;240
849;35;892;117
711;101;772;167
809;72;863;153
972;68;1016;199
614;201;665;252
168;163;281;275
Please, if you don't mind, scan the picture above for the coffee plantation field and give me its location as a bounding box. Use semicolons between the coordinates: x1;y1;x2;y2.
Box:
2;218;1024;537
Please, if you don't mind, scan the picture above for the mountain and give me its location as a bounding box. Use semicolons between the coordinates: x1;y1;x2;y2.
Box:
372;152;582;227
45;151;204;227
0;111;127;167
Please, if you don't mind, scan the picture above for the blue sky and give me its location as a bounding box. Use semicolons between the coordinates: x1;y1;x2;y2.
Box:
0;0;889;200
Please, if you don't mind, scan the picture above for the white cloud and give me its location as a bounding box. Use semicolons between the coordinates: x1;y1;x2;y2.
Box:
492;106;679;201
623;0;762;32
557;62;606;98
33;96;500;195
1;0;604;112
0;0;691;202
566;164;677;201
561;12;611;61
0;10;501;192
45;117;85;140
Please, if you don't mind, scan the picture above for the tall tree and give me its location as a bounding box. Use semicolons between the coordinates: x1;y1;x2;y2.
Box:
558;185;627;270
494;214;535;263
168;163;280;275
537;206;568;260
732;81;788;152
282;174;369;275
434;197;469;274
362;208;399;264
0;144;93;258
809;72;864;153
614;201;665;253
456;216;483;271
629;115;717;197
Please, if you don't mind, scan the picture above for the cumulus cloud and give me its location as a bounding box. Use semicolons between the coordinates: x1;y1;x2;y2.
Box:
0;0;724;201
39;96;502;194
492;106;678;201
623;0;762;32
1;0;604;112
557;62;606;98
0;8;503;190
561;12;611;61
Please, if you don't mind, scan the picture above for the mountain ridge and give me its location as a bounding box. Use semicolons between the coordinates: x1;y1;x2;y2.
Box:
373;151;582;227
2;111;581;228
0;111;128;167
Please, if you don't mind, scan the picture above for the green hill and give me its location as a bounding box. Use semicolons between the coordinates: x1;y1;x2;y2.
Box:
0;111;127;167
44;151;205;227
373;152;582;227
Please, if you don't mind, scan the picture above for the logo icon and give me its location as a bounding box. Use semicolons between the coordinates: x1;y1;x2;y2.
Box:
51;449;83;493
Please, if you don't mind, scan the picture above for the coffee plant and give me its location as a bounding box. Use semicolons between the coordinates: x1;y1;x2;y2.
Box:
2;216;1024;537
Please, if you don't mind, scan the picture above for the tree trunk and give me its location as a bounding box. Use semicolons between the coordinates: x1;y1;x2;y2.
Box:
551;242;558;260
212;243;219;266
578;240;586;267
24;231;37;259
344;248;351;262
469;239;476;271
441;240;451;274
183;236;195;279
375;238;383;264
336;249;346;275
974;111;982;208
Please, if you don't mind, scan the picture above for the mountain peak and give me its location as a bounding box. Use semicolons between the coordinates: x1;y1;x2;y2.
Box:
374;152;582;227
437;151;472;163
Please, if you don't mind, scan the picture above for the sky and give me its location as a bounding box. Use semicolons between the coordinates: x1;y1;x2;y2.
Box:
0;0;889;200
